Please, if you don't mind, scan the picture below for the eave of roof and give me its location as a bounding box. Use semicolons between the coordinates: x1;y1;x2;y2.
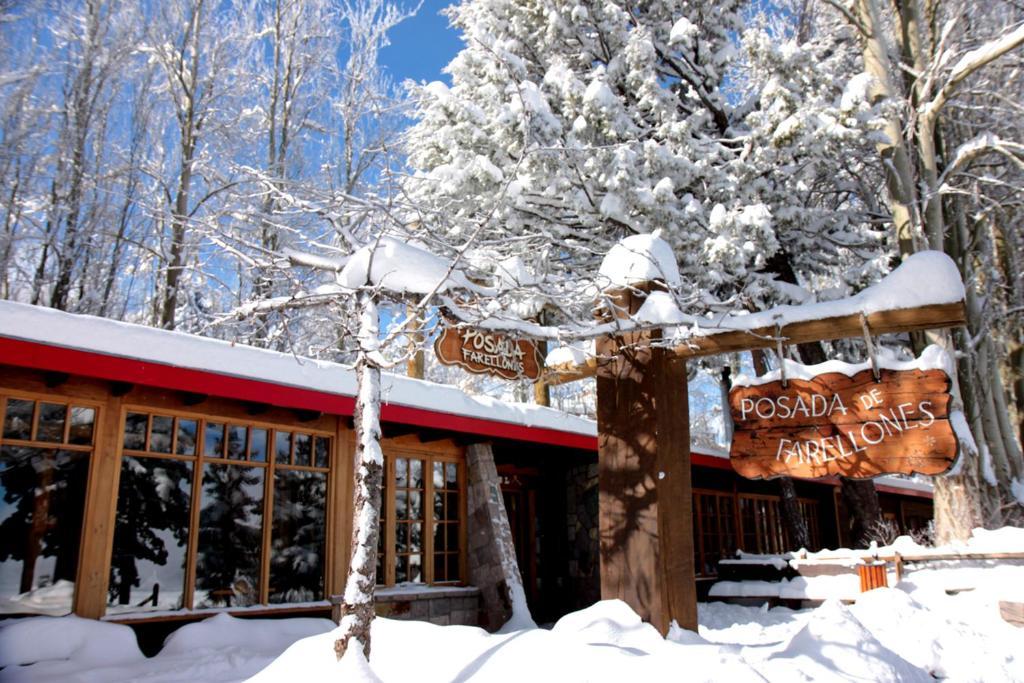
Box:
0;300;596;450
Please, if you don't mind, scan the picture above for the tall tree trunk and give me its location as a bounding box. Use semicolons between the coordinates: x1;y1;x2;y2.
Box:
334;293;383;662
1013;346;1024;451
857;0;923;256
405;300;425;379
159;0;204;330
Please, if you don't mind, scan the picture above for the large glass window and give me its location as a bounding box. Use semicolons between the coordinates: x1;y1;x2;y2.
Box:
269;469;326;603
194;463;265;607
109;456;192;610
694;491;737;577
0;395;96;616
107;411;330;614
694;490;821;576
377;453;463;587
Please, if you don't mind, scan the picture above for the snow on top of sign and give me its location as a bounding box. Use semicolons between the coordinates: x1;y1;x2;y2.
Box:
0;300;594;439
670;250;963;340
336;237;484;295
731;344;954;387
598;231;681;288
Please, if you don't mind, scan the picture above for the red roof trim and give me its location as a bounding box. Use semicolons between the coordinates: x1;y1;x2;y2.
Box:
875;483;934;500
692;453;733;471
0;336;594;450
0;336;356;415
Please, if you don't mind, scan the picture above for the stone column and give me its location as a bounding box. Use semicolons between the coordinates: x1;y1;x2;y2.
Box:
466;442;535;631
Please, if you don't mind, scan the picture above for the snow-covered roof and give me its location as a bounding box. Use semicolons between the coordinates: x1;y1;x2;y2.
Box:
0;300;934;496
0;300;595;445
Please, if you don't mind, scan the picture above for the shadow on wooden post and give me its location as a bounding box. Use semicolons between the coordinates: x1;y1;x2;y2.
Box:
595;283;697;634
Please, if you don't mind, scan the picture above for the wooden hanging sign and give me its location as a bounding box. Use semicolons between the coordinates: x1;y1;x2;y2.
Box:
434;326;542;382
729;364;958;480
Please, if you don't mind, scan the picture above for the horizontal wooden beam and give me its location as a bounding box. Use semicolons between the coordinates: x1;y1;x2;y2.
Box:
545;301;967;384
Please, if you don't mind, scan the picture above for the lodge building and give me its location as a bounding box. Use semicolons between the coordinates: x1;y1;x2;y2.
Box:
0;300;931;644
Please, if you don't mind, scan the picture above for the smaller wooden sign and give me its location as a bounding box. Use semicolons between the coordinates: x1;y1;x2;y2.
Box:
434;326;542;382
729;367;957;480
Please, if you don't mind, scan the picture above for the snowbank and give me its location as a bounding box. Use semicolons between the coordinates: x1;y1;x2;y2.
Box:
0;614;334;683
0;615;143;668
159;612;334;657
4;584;1023;683
760;600;929;682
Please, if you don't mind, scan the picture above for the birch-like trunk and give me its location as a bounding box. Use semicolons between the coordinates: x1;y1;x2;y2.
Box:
334;293;384;662
857;0;923;256
849;0;1024;540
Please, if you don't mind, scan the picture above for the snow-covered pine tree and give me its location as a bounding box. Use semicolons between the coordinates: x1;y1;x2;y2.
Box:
404;0;776;316
405;0;891;544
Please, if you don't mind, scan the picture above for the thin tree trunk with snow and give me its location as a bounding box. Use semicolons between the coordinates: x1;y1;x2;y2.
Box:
334;293;383;662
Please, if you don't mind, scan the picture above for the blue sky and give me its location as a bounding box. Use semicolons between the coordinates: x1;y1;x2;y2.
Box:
379;0;464;84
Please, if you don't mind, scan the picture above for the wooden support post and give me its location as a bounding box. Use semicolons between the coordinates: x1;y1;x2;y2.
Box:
329;418;355;598
595;285;697;634
73;394;124;618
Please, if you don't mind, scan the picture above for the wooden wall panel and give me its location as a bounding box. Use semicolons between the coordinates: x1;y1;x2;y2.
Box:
329;420;355;597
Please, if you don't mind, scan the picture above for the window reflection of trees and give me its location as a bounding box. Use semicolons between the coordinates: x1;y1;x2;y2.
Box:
0;447;89;603
270;470;326;603
0;395;95;616
194;464;265;608
377;454;463;587
108;457;191;609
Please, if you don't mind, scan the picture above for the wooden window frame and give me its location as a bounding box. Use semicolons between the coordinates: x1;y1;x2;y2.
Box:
114;405;334;612
693;489;738;578
377;443;466;588
0;391;103;613
694;487;822;576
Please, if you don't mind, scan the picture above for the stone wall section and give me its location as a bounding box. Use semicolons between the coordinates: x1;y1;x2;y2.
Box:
331;587;481;627
565;461;600;611
373;587;481;626
466;442;533;631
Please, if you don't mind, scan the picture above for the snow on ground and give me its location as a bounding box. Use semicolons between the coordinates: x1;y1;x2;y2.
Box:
0;613;335;683
3;582;1022;682
2;529;1021;682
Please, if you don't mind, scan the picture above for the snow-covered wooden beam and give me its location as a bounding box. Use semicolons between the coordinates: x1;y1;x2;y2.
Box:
546;301;967;384
672;300;967;358
546;250;968;384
